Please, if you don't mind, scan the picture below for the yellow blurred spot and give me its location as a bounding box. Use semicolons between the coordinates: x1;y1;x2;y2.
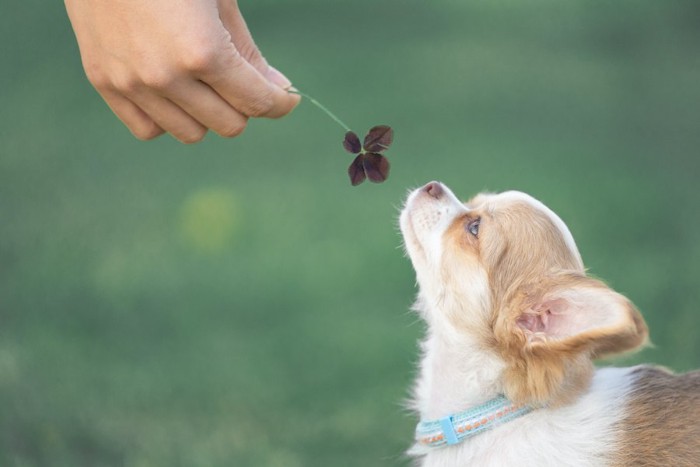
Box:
180;188;239;253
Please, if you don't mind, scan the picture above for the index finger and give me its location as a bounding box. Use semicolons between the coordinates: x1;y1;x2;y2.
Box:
198;47;300;119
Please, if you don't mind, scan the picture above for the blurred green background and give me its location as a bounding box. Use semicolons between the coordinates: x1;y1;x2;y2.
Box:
1;0;699;465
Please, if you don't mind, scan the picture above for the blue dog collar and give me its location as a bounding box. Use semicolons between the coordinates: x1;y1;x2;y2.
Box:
415;395;533;448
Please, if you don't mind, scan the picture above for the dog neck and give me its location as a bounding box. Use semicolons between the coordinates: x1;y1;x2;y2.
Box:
414;300;506;421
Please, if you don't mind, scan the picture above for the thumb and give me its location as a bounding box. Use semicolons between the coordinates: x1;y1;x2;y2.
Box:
211;0;299;118
264;66;293;90
218;0;293;90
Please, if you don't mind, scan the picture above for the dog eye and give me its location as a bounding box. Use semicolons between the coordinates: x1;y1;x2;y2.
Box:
467;218;480;237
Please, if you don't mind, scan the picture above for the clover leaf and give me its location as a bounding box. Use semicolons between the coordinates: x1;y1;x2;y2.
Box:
344;126;393;186
290;89;395;186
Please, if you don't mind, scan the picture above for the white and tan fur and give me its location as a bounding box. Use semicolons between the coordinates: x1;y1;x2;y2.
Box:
400;181;700;467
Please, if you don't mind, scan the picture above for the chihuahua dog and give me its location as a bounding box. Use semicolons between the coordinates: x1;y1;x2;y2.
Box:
400;181;699;466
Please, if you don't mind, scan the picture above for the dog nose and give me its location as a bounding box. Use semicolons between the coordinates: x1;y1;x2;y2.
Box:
424;181;443;199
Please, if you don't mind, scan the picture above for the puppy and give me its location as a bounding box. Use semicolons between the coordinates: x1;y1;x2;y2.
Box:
400;181;700;466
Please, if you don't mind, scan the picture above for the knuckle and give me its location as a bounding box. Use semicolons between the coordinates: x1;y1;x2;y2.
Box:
181;46;219;73
179;128;207;144
218;120;247;138
83;64;109;89
237;42;265;68
226;47;249;73
139;68;176;91
112;73;142;94
131;123;163;141
241;89;274;117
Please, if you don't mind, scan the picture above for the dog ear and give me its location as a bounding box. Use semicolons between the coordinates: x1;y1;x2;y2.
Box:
496;272;648;405
515;272;648;358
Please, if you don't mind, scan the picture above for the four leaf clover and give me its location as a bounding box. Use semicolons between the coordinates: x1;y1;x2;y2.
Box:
288;89;395;186
344;126;394;186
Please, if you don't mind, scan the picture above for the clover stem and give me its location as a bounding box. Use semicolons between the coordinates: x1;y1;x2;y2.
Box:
288;89;352;133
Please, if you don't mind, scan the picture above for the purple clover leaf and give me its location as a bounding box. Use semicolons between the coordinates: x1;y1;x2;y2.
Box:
289;89;394;186
343;126;393;186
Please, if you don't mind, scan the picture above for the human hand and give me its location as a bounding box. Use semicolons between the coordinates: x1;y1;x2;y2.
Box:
64;0;300;143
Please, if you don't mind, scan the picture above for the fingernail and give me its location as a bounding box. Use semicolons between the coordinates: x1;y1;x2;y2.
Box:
266;66;293;90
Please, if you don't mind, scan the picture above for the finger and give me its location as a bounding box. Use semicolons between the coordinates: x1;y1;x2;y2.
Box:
218;0;269;74
219;2;297;91
131;92;208;144
199;2;300;118
200;50;300;119
100;90;165;140
165;79;249;138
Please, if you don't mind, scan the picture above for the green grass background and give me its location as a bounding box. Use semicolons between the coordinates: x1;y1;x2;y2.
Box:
2;0;699;465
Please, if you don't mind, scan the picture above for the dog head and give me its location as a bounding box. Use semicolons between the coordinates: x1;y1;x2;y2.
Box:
400;181;648;405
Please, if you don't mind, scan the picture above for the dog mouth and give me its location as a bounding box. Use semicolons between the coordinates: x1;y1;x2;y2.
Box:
400;204;423;255
402;180;464;223
400;181;464;260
